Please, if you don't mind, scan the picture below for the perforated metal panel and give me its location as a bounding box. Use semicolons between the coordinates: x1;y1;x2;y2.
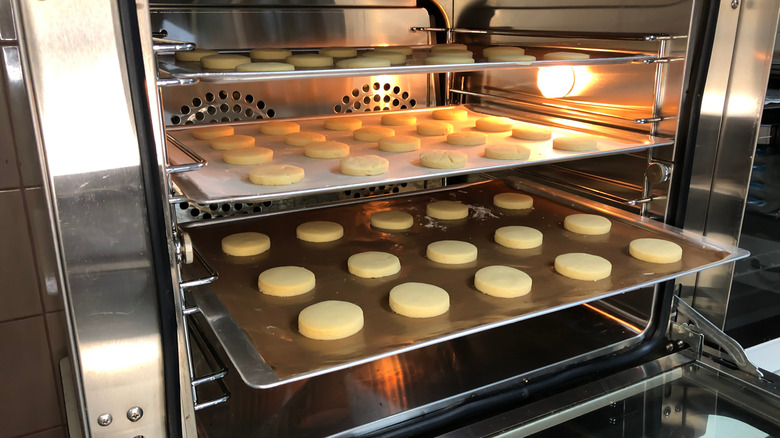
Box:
334;81;418;113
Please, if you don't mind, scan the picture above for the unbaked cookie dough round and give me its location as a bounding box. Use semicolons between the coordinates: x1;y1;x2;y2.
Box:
340;155;389;176
475;116;515;132
389;282;450;318
364;51;406;65
431;43;468;53
563;214;611;235
319;47;358;58
543;51;590;61
487;54;536;63
175;48;218;62
249;48;292;61
353;126;395;142
298;300;363;340
447;131;487;146
381;113;417;126
417;121;454;136
432;108;468;121
427;240;478;264
209;134;255;150
285;53;334;68
305;141;350;159
554;253;612;281
336;57;391;69
420;150;467;169
494;226;543;249
258;121;300;136
370;211;414;230
424;55;475;65
296;221;344;243
235;62;294;72
285;131;327;146
201;54;251;69
378;135;421;152
493;193;533;210
249;164;305;186
324;117;362;131
374;46;413;56
474;265;532;298
553;136;597;152
427;200;468;220
223;147;273;165
192;125;234;140
484;143;530;160
347;251;401;278
258;266;315;296
512;125;552;141
221;232;270;256
483;46;525;58
629;238;682;264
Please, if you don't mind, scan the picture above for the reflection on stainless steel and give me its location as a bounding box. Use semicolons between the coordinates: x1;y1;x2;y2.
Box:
183;179;745;388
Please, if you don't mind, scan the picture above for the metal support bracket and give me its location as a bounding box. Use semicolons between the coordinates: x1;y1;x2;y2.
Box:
670;296;764;379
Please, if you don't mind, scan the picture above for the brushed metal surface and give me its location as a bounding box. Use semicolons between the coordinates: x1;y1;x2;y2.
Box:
16;0;168;436
183;179;745;388
168;106;672;204
0;0;14;42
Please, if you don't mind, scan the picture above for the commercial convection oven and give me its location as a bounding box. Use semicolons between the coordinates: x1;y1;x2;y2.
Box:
5;0;780;437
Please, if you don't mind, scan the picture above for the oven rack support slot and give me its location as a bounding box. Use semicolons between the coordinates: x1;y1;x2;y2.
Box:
166;134;208;174
185;312;231;411
411;27;685;42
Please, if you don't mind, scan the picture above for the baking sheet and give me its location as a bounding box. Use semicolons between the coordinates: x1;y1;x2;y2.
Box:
168;106;672;204
183;179;748;388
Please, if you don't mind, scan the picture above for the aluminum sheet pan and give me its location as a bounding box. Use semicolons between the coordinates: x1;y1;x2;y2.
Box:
183;179;748;388
168;106;672;204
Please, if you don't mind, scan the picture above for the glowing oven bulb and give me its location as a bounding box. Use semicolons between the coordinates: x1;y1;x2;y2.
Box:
537;66;594;99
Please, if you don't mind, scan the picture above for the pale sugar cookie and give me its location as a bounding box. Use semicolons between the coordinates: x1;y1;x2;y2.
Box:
348;251;401;278
554;253;611;281
305;141;350;159
389;283;450;318
324;117;362;131
249;164;304;186
512;125;552;141
336;57;391;69
378;135;420;152
427;240;478;264
286;54;333;68
221;232;270;257
192;125;234;140
353;126;395;142
427;200;467;220
447;131;487;146
563;214;611;235
236;62;294;72
420;150;467;169
340;155;389;176
259;121;300;136
484;143;530;160
629;238;682;264
285;131;326;146
432;108;468;121
381;113;417;126
296;221;344;243
201;54;250;69
494;226;543;249
209;135;255;150
299;300;363;340
258;266;315;296
417;121;454;136
475;116;515;132
493;193;533;209
175;48;218;62
319;47;358;58
370;211;414;230
474;265;532;298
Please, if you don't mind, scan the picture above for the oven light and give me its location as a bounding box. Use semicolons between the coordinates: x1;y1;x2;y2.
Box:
537;66;594;99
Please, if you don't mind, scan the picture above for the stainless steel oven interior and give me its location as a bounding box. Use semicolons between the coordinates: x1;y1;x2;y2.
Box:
8;0;780;437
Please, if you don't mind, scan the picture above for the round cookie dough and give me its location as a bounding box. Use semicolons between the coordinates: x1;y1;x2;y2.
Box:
249;164;305;186
389;282;450;318
201;54;251;69
209;134;255;150
258;121;300;136
336;57;391;69
347;251;401;278
250;48;292;61
364;51;406;65
223;147;273;165
417;121;454;136
221;232;270;256
424;55;475;65
553;136;598;152
193;125;234;140
494;192;533;209
353;126;395;142
487;54;536;63
236;62;294;72
484;143;530;160
512;125;552;141
285;53;334;68
431;43;468;53
431;48;473;58
324;117;362;131
381;113;417;126
285;131;327;146
563;214;611;235
629;238;683;264
370;211;414;230
432;108;469;121
374;46;414;56
494;226;543;249
475;116;515;132
305;141;350;159
554;253;612;281
258;266;315;296
474;265;532;298
340;155;389;176
319;47;358;58
296;221;344;243
447;131;487;146
427;240;478;264
427;200;468;220
378;135;421;152
175;48;218;62
298;300;364;340
420;150;468;169
483;46;525;58
543;51;590;61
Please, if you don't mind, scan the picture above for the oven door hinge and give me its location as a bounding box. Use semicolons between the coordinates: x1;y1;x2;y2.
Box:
669;295;764;380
